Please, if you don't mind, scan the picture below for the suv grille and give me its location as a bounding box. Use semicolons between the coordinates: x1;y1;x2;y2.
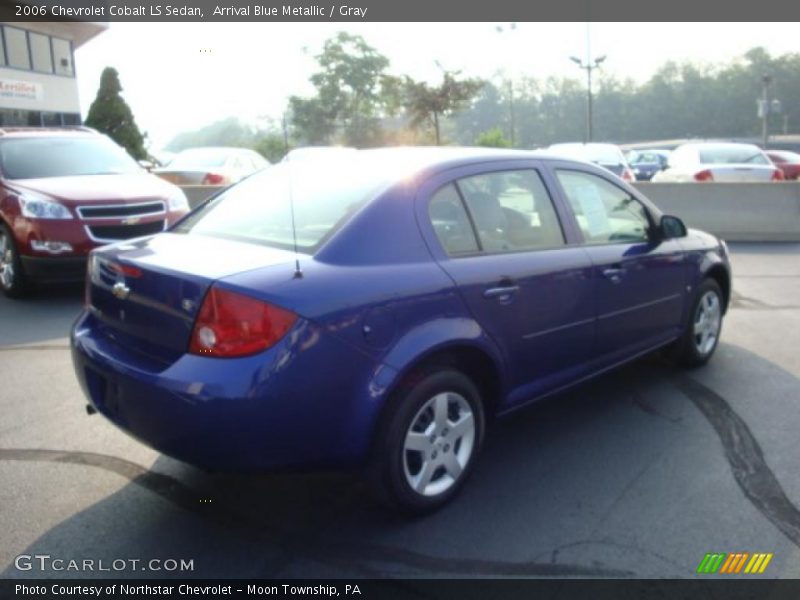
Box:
78;201;165;219
88;221;165;240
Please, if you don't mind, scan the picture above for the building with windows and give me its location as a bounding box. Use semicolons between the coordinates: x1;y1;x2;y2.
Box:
0;22;106;126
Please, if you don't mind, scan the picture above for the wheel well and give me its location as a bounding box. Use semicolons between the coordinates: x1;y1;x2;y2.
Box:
705;265;730;313
394;346;503;419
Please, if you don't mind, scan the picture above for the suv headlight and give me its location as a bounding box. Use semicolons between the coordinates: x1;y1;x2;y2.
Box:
166;188;189;212
19;196;73;220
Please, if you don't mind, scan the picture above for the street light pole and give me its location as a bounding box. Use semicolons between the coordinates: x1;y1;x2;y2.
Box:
495;23;518;147
570;55;605;142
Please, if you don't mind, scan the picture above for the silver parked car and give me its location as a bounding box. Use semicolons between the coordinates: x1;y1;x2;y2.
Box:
154;147;270;186
652;142;784;183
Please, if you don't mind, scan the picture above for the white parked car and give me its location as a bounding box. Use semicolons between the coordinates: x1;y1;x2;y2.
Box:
652;142;784;183
154;147;270;186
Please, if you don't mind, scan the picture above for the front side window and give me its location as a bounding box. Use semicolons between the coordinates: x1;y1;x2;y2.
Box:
556;170;651;244
457;169;565;254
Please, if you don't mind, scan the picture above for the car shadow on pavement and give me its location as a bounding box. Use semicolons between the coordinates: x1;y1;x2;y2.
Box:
4;344;800;579
0;283;84;347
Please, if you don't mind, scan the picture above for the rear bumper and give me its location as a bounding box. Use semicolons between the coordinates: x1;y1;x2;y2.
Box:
21;255;87;283
70;311;395;471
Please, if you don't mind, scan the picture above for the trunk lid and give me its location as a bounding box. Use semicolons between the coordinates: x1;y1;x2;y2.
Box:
88;232;298;364
706;164;777;182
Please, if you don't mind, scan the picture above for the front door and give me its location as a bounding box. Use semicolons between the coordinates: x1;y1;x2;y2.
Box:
553;168;687;362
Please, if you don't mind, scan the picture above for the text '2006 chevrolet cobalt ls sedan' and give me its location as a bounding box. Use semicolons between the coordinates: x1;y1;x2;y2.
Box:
71;148;730;513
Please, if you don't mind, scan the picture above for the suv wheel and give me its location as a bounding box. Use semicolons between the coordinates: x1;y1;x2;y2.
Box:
0;224;28;298
369;368;485;514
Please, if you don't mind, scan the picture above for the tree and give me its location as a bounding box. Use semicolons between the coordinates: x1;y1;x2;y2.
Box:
290;32;396;146
166;117;259;151
85;67;147;160
475;127;512;148
404;71;485;145
254;133;288;163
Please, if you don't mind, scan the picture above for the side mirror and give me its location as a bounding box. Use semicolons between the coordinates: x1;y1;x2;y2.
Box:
660;214;687;239
138;159;154;171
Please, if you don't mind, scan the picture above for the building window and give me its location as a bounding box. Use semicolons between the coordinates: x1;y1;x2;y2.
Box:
52;37;73;76
29;32;53;73
4;26;31;70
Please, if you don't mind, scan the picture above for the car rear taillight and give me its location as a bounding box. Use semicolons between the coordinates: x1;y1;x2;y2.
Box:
694;169;714;182
772;168;785;181
202;173;225;185
622;168;635;182
189;286;296;358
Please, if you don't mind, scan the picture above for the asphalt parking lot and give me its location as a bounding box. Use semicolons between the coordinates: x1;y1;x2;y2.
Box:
1;242;799;579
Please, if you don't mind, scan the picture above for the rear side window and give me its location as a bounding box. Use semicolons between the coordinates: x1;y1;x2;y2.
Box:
556;170;651;244
458;169;565;253
429;184;479;256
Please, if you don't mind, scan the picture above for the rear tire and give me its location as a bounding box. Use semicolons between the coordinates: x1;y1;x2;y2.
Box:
368;368;485;514
671;278;724;367
0;223;28;299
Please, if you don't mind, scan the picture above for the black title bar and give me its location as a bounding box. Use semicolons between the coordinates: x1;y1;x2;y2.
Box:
1;0;800;22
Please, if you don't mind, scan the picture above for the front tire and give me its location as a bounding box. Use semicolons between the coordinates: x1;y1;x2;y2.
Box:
672;278;724;367
0;224;28;299
369;368;485;514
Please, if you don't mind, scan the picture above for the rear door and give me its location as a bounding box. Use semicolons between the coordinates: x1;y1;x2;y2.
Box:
417;161;595;404
551;167;686;362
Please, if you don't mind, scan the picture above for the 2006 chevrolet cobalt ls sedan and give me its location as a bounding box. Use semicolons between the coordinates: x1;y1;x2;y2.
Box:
72;148;731;513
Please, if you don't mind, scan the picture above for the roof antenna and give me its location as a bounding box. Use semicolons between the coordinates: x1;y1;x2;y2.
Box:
285;152;303;279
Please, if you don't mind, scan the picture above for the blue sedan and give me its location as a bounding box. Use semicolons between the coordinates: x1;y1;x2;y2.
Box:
71;148;731;513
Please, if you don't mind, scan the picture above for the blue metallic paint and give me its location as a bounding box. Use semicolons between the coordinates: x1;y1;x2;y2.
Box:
71;148;731;472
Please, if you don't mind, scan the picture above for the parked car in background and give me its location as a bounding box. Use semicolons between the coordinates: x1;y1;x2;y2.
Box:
652;142;784;182
154;147;269;186
548;143;636;182
0;127;190;298
626;149;671;181
72;147;730;513
766;150;800;180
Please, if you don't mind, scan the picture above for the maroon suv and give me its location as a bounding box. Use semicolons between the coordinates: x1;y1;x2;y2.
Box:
0;128;190;297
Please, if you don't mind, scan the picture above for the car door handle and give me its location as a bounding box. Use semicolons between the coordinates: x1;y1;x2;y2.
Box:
483;284;520;300
602;267;626;283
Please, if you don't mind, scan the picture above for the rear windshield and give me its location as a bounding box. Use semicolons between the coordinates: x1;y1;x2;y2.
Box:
169;148;230;169
699;146;769;165
0;136;140;179
173;159;394;253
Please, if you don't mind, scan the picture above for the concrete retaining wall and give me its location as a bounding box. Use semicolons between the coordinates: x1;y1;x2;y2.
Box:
180;182;800;243
634;182;800;242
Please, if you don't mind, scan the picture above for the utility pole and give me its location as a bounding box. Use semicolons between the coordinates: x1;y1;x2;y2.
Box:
570;24;605;142
761;74;772;148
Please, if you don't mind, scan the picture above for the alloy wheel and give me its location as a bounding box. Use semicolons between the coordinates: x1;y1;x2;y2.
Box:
693;290;721;356
0;231;15;290
402;391;475;497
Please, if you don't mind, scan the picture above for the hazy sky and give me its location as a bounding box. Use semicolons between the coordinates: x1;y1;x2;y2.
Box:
74;22;800;150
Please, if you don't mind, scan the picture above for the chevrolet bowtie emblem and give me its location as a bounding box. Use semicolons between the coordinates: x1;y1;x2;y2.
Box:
112;281;131;300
